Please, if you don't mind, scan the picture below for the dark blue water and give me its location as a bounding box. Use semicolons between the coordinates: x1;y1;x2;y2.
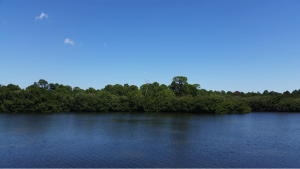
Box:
1;112;300;167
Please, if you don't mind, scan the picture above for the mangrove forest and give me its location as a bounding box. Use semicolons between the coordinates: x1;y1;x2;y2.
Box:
1;76;300;114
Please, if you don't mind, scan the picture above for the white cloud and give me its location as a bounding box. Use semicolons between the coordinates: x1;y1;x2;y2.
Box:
35;12;48;20
103;43;107;46
64;38;75;45
80;43;83;46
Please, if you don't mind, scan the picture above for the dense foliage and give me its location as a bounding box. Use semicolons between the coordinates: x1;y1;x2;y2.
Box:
1;77;299;114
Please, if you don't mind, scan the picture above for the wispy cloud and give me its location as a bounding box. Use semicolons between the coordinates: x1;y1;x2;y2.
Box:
35;12;48;20
80;43;83;46
64;38;75;45
103;43;107;46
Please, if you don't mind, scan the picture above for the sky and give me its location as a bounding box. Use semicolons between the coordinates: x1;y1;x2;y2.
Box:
1;0;300;93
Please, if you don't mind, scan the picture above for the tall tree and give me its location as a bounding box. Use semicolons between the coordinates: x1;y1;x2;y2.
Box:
38;79;48;88
169;76;188;96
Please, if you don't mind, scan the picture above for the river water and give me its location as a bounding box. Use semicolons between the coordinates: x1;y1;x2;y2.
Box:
0;112;300;167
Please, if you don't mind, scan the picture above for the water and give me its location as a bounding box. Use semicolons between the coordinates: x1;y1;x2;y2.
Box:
0;112;300;167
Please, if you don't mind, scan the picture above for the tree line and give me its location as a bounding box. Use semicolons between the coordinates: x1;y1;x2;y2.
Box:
1;76;299;114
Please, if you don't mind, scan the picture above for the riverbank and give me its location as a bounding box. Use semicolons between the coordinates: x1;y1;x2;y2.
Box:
1;78;299;114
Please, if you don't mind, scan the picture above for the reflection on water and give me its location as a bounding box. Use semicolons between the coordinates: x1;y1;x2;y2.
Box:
0;112;300;167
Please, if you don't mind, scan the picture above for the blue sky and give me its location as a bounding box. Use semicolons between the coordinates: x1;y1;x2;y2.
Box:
1;0;300;93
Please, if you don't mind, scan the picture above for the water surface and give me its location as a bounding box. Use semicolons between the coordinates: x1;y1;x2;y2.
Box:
1;112;300;167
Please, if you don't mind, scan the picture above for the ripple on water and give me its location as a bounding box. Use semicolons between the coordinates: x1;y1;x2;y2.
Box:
1;112;300;167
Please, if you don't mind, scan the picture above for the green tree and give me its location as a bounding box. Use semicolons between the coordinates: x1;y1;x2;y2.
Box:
169;76;188;96
38;79;48;88
263;90;269;95
6;84;21;91
48;83;57;91
86;87;97;94
113;84;124;96
104;84;114;93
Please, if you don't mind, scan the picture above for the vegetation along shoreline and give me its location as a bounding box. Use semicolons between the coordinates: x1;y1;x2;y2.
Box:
1;76;300;114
